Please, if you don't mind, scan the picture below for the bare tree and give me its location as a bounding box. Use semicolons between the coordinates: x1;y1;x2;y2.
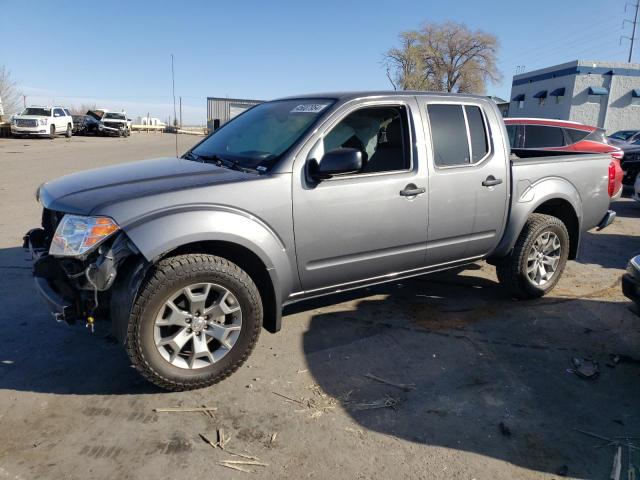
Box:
69;103;97;115
384;22;501;94
0;66;22;116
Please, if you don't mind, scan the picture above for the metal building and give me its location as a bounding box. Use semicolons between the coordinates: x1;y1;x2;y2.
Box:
508;60;640;133
206;97;263;132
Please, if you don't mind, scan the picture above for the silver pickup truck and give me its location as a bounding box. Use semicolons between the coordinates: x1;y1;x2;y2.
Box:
24;91;617;390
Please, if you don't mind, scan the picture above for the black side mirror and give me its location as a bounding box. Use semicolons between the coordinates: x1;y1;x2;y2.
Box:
309;148;363;181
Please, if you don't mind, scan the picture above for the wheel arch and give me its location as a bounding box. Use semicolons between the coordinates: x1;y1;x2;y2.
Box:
164;240;280;334
119;210;296;334
492;177;583;259
532;198;579;259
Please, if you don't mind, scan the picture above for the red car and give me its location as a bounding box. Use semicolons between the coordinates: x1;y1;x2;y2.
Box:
505;118;623;198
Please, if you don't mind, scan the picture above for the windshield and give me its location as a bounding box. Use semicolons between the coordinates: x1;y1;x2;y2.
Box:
104;112;126;120
189;99;334;171
22;107;51;116
610;130;638;140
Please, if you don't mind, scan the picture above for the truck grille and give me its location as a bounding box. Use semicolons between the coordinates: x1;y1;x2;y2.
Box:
103;121;124;130
16;119;38;127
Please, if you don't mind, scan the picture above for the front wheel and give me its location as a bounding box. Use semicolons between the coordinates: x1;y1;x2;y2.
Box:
126;254;262;391
49;125;56;139
496;213;569;299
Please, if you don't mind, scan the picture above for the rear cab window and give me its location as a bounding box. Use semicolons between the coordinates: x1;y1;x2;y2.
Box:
426;103;490;167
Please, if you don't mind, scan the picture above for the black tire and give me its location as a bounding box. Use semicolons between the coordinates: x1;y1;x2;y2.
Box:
49;125;55;139
65;123;72;138
126;254;262;391
496;213;570;299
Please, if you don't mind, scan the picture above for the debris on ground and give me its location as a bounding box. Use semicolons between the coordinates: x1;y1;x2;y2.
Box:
154;406;217;413
202;404;215;419
568;358;600;379
218;459;268;474
499;422;512;438
272;391;305;406
555;464;569;476
272;385;337;418
610;445;621;480
349;395;398;412
218;428;232;449
573;428;640;480
270;432;277;444
200;432;260;460
219;463;252;473
364;373;416;391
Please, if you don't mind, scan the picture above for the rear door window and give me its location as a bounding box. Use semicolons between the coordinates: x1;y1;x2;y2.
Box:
427;103;491;166
427;104;470;166
465;106;489;162
523;125;566;148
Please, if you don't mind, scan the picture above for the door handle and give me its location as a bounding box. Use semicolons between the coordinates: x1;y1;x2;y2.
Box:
399;184;426;197
482;176;503;187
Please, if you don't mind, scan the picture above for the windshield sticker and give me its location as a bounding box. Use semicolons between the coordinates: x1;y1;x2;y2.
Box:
291;103;329;114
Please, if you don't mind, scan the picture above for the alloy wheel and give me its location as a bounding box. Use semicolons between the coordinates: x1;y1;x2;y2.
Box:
153;283;242;369
526;231;561;286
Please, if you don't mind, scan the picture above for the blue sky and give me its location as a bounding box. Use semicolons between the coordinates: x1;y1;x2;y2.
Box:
1;0;636;123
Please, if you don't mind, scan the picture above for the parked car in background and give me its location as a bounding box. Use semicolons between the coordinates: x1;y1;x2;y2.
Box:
618;138;640;185
608;129;640;146
505;118;624;197
93;109;130;137
11;106;73;138
24;91;617;390
622;255;640;307
71;114;100;136
633;171;640;204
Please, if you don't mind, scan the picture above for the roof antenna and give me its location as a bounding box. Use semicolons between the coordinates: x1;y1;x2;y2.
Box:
171;54;178;157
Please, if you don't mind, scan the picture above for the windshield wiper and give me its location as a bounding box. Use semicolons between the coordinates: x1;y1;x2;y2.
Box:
192;153;260;174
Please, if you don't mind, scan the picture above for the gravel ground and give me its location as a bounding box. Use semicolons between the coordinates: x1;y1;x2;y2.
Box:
0;134;639;480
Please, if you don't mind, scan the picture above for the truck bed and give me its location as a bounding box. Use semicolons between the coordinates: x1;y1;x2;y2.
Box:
494;150;612;258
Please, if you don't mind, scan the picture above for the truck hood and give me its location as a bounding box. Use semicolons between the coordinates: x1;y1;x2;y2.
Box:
39;157;252;215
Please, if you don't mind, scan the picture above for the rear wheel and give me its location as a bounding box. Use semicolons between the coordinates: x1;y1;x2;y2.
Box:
65;123;72;138
126;254;263;391
496;213;569;299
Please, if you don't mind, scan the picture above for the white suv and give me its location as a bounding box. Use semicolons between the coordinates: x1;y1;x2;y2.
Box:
11;106;74;138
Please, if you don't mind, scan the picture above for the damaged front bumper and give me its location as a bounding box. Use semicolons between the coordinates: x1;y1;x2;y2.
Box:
23;226;137;324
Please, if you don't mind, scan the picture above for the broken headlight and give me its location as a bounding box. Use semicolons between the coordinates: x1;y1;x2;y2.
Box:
50;215;120;257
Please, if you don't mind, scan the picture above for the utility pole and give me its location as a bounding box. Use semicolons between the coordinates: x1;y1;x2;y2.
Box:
622;1;639;62
23;95;26;108
179;96;182;128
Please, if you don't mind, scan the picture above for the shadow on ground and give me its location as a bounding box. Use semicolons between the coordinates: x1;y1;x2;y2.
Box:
0;246;158;395
301;270;640;479
576;199;640;269
1;234;640;477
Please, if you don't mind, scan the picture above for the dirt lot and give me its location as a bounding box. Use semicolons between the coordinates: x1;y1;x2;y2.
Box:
0;134;639;480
